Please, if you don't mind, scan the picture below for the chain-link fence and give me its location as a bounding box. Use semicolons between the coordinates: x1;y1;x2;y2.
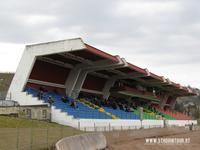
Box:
0;91;7;100
0;127;82;150
0;125;162;150
0;121;199;150
0;91;12;100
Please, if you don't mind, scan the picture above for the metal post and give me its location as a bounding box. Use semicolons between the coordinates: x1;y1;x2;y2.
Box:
46;128;49;149
73;127;75;135
94;123;96;132
30;128;33;150
16;128;19;150
60;126;63;140
78;121;80;130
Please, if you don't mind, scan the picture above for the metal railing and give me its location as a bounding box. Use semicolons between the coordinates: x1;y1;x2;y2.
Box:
79;124;163;132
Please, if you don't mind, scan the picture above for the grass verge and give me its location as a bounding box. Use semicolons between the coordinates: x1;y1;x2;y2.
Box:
0;116;83;150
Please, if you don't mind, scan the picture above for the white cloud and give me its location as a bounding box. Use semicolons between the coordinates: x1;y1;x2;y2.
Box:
115;1;180;17
21;14;57;26
0;43;24;72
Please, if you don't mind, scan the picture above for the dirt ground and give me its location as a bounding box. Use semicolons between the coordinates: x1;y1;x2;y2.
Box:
104;127;200;150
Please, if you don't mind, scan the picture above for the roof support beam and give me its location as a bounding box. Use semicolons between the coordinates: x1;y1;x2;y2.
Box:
83;56;128;72
102;78;116;99
38;57;73;69
159;94;169;109
90;72;109;79
65;56;128;98
113;71;149;80
108;69;126;76
169;97;177;109
59;53;93;65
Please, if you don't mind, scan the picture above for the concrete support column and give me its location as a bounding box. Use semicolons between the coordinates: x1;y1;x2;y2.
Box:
65;67;82;97
102;78;116;99
65;57;127;99
159;95;169;109
169;97;177;109
8;49;36;94
72;70;88;99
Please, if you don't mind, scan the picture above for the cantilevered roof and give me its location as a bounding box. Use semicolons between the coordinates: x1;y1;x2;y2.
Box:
84;43;196;97
38;38;196;97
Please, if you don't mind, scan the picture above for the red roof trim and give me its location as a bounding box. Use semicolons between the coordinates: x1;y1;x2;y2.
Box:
85;44;118;62
84;43;192;95
127;63;146;74
149;73;163;81
171;82;181;88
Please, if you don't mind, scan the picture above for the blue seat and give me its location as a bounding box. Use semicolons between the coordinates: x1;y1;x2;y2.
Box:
25;87;112;119
104;107;139;119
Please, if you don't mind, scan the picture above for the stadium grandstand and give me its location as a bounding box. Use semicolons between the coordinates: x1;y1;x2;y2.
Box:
7;38;198;130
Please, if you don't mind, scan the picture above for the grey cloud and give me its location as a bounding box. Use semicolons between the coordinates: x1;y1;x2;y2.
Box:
0;0;199;87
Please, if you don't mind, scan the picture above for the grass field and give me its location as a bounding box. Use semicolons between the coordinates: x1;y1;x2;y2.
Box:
0;116;83;150
0;116;68;128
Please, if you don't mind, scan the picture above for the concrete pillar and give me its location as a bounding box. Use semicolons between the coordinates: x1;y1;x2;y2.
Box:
102;78;116;99
72;70;88;99
159;94;169;109
169;97;177;109
65;67;82;97
65;57;127;99
8;49;36;94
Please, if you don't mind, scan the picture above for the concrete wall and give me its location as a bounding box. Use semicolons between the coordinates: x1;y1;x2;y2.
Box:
0;107;19;115
166;120;197;127
19;105;51;120
0;105;51;120
77;119;164;131
76;119;197;131
55;133;107;150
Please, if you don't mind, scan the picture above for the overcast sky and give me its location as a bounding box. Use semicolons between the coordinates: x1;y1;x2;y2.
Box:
0;0;199;88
